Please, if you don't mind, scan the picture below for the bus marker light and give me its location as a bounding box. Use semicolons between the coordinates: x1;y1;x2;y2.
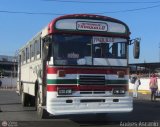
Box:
113;89;125;94
117;71;125;78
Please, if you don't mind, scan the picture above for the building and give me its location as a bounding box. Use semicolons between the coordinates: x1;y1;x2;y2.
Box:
0;55;18;77
129;62;160;78
0;55;18;88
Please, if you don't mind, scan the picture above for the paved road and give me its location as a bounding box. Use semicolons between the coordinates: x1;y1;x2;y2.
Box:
0;90;160;127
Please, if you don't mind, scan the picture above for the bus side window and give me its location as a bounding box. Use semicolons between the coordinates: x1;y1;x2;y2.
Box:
26;47;30;63
21;52;23;65
30;44;35;61
22;50;26;64
35;39;41;59
30;45;32;60
34;41;37;60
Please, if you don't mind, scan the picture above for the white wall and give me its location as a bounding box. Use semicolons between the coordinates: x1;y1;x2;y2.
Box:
129;78;160;91
0;77;17;88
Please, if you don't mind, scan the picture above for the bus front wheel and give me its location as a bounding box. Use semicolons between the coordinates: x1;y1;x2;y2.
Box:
36;91;49;119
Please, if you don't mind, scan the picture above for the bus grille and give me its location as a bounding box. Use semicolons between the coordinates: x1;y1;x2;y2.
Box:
79;75;105;85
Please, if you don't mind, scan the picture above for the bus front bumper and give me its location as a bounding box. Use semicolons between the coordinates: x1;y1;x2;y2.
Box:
46;96;133;116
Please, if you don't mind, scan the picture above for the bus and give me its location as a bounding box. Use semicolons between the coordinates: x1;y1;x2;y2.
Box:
17;14;140;118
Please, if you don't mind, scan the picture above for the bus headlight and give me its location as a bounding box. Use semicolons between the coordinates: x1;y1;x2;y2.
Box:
119;89;125;94
58;89;72;95
113;89;125;94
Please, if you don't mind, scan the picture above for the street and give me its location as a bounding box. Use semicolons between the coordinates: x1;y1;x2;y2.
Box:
0;90;160;127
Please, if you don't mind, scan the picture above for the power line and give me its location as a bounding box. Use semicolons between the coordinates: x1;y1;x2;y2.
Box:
94;4;160;14
0;4;160;16
42;0;160;4
0;10;65;15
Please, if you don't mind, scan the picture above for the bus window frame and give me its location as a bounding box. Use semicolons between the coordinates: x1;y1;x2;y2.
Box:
52;34;128;66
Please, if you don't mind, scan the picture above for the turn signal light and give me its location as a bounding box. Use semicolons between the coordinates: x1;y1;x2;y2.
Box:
117;71;125;78
58;70;66;77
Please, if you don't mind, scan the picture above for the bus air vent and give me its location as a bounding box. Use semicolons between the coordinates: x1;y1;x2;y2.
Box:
79;75;105;85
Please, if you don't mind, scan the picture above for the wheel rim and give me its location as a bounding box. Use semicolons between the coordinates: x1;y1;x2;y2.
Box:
36;95;41;115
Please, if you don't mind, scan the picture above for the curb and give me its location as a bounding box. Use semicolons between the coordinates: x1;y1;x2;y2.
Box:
129;90;151;94
0;88;16;91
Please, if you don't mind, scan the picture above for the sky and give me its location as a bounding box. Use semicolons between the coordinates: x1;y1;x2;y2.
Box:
0;0;160;63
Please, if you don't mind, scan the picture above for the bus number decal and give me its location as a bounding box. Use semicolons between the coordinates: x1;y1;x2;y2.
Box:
76;21;108;32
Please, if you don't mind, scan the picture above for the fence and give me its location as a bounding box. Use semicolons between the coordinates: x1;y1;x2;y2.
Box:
0;77;17;89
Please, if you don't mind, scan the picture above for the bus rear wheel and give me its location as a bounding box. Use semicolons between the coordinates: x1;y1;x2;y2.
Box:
21;92;29;107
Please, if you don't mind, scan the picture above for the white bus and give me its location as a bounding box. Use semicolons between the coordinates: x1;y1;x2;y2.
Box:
17;14;140;118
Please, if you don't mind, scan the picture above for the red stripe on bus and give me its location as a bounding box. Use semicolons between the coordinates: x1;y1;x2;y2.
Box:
47;85;57;91
47;67;128;75
47;67;57;74
47;85;128;92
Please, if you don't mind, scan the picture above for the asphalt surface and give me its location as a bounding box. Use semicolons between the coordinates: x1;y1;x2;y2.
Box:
0;90;160;127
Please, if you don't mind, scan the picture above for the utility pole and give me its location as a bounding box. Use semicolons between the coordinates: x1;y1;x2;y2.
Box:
14;50;18;78
159;42;160;62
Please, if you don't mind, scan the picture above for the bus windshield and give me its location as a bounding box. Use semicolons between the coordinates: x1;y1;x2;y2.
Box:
53;34;127;66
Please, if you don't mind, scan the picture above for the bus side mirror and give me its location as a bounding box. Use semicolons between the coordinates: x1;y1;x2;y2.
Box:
133;38;140;59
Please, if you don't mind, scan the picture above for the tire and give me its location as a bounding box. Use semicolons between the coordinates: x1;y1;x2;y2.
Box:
21;92;29;107
36;91;49;119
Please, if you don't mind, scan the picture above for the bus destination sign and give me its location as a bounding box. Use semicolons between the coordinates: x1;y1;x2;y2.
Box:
93;36;114;44
76;21;108;32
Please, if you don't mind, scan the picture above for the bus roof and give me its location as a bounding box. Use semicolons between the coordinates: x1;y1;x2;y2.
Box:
42;14;130;38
